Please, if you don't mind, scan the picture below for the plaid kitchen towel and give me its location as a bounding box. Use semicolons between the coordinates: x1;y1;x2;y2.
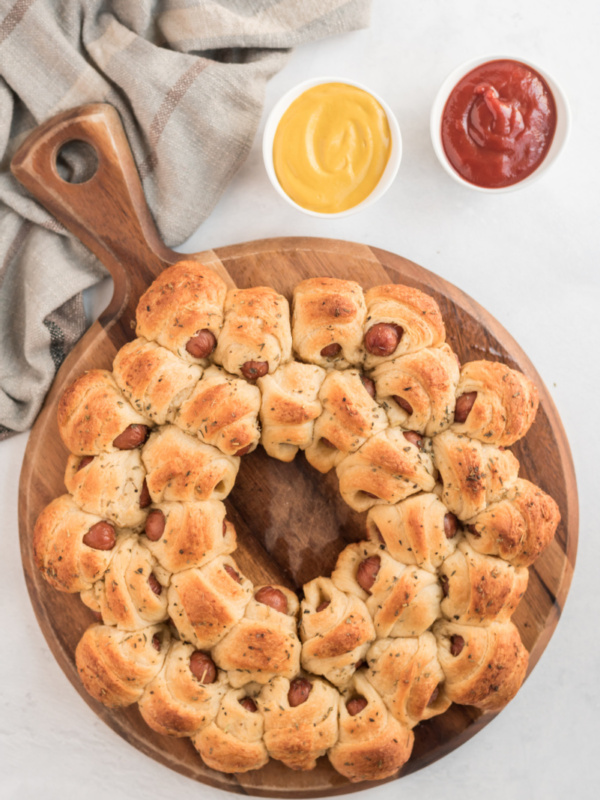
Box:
0;0;371;439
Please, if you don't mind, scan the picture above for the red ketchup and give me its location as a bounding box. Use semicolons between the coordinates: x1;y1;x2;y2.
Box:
441;60;557;188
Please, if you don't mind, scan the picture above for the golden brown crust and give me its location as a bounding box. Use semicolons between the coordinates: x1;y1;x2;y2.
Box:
452;361;539;446
135;260;227;364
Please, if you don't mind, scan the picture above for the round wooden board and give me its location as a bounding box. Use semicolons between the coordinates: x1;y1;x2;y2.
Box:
14;106;577;797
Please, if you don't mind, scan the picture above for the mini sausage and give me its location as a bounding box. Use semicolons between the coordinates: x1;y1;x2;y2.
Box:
113;424;149;450
152;634;162;652
392;395;413;415
83;521;116;551
346;697;368;716
139;479;151;508
454;392;477;423
403;430;423;449
439;574;449;597
235;444;253;456
241;360;268;381
145;509;166;541
148;573;162;596
320;438;337;449
364;323;403;357
320;343;341;358
77;455;94;471
186;329;217;359
189;651;217;684
427;685;440;706
360;375;376;398
466;524;481;538
356;555;381;592
288;678;312;707
239;697;258;713
450;634;465;657
444;512;459;539
316;600;330;613
255;586;288;614
224;564;242;584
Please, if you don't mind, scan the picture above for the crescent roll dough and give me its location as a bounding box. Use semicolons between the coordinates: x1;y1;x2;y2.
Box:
366;493;458;573
372;344;459;435
336;428;436;512
141;425;239;503
175;365;261;456
439;541;529;625
259;676;339;770
305;369;388;473
300;577;375;687
257;361;326;462
138;641;228;737
328;672;414;782
465;478;560;567
432;430;519;520
363;284;446;369
192;686;268;773
135;260;227;365
75;623;170;708
452;361;539;446
58;369;151;455
213;286;292;377
168;557;253;649
112;338;202;425
365;634;450;728
212;586;301;687
292;277;366;368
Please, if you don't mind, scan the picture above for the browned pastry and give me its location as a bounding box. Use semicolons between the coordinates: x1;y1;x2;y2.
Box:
135;260;228;365
33;494;118;593
292;277;366;368
371;344;459;435
363;284;446;369
432;430;519;520
141;500;236;574
259;676;339;770
336;428;436;512
438;541;529;625
365;634;450;728
451;360;539;446
465;478;560;567
257;361;326;461
213;286;292;379
192;686;269;773
328;672;414;782
112;337;203;425
433;619;529;711
168;556;253;649
212;585;301;687
75;622;170;708
300;577;375;687
175;365;261;456
332;542;441;637
141;424;239;503
64;450;148;530
58;369;151;455
305;369;388;473
366;492;459;572
138;641;228;737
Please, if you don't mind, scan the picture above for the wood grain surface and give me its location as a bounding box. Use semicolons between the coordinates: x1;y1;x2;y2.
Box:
13;104;578;797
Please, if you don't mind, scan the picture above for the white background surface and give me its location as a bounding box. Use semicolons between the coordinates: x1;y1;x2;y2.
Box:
1;2;599;798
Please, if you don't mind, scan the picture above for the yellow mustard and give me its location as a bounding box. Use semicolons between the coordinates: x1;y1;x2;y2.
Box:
273;82;392;214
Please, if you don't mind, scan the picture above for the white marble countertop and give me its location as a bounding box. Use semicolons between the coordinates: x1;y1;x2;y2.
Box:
2;2;599;798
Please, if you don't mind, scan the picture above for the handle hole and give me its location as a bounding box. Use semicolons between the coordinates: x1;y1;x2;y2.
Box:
56;140;99;184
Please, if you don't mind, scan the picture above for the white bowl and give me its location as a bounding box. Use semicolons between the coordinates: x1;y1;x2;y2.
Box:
262;77;402;217
430;55;570;193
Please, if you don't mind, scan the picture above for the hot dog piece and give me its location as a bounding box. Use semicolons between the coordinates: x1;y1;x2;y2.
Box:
224;564;242;584
454;391;477;423
82;521;116;551
402;430;423;449
77;456;94;471
190;651;218;684
148;573;162;596
288;678;312;707
112;423;149;450
444;513;459;539
152;634;162;651
254;586;288;614
139;479;151;509
186;329;217;359
316;600;330;612
320;343;342;358
440;575;449;598
360;375;376;398
356;556;381;593
241;360;268;381
346;696;368;716
364;323;403;357
145;509;166;541
239;697;258;713
393;395;413;415
450;635;465;656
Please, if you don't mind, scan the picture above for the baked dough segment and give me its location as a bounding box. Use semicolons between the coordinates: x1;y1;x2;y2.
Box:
75;623;170;708
439;541;529;625
141;425;239;503
57;369;151;455
258;361;326;462
138;641;228;737
328;672;414;782
372;344;459;435
433;619;529;711
135;260;227;365
365;634;450;728
292;277;366;368
112;338;202;425
175;365;261;456
465;478;560;568
64;450;148;530
451;361;539;446
259;676;339;770
212;587;301;687
300;577;375;687
33;494;117;593
167;557;253;649
432;431;519;520
192;686;269;773
366;493;458;573
213;286;292;377
363;284;446;369
336;428;436;512
305;369;388;473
